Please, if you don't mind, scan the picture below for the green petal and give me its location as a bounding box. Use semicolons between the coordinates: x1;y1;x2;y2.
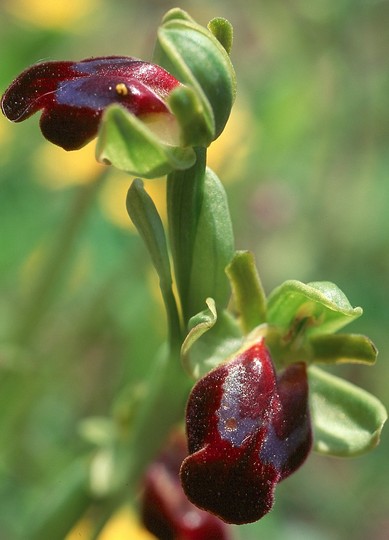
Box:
96;105;195;178
310;333;378;365
309;366;387;456
267;280;363;337
226;250;267;334
207;17;234;55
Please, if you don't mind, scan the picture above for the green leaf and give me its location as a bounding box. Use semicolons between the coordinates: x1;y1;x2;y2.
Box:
207;17;234;55
154;8;236;143
167;152;234;323
310;333;378;365
309;366;387;456
187;167;234;318
96;105;195;178
126;179;181;346
226;250;267;334
181;298;242;378
267;280;363;338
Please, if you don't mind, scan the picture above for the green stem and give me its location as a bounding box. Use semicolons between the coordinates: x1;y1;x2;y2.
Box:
88;344;192;539
126;344;191;487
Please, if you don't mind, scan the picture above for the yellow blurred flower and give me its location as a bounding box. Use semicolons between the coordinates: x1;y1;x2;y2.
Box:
208;101;253;183
4;0;99;30
0;116;10;143
65;519;92;540
99;174;167;231
66;507;155;540
34;142;102;189
99;507;155;540
0;115;13;164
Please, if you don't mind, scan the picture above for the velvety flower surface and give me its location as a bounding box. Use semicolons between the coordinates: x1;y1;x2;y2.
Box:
180;338;312;524
1;56;180;150
141;433;232;540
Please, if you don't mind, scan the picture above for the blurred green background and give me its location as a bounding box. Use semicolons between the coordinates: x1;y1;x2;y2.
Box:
0;1;388;539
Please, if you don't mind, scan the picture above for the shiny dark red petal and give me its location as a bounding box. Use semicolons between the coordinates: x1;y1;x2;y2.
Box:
141;433;232;540
180;339;312;524
274;362;312;479
1;56;180;150
55;76;170;116
39;106;99;151
1;61;75;121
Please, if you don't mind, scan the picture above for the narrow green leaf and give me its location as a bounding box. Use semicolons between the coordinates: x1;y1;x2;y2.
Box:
309;366;387;456
267;280;363;337
310;333;378;365
226;250;267;333
126;179;181;346
96;105;195;178
207;17;233;55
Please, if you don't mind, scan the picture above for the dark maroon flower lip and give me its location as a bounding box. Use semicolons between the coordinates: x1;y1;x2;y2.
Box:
180;338;312;524
141;432;232;540
1;56;180;150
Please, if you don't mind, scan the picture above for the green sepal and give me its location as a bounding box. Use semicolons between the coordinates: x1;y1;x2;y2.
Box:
96;105;196;178
226;250;267;334
207;17;234;55
309;366;387;456
267;280;363;338
310;333;377;365
154;8;236;144
126;179;182;347
181;298;242;378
